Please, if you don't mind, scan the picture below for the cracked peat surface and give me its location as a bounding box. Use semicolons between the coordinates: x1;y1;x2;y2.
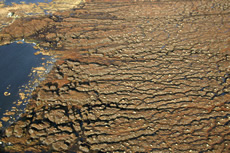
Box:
0;0;230;152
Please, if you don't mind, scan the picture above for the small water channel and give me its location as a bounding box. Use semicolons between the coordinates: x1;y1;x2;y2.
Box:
3;0;52;5
0;41;55;129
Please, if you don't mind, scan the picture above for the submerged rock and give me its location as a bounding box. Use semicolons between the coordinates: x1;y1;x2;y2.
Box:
3;92;11;96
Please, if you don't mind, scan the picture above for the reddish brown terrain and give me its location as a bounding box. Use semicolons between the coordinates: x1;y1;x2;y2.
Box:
0;0;230;152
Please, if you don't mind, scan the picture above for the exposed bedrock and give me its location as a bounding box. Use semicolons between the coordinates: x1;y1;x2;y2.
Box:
0;0;230;152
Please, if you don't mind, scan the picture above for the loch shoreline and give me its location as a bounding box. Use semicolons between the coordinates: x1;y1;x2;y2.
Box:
0;40;55;131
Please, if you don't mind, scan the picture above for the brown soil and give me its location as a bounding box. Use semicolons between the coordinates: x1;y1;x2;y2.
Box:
0;0;230;152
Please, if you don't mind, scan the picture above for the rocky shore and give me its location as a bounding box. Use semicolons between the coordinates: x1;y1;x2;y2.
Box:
0;0;230;152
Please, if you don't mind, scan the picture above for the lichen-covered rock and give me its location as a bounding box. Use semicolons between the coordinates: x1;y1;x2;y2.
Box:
45;109;69;124
30;122;50;130
5;128;13;138
52;141;68;151
58;126;73;133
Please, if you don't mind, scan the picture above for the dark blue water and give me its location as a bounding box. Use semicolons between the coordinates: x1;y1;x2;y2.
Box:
4;0;52;5
0;41;54;129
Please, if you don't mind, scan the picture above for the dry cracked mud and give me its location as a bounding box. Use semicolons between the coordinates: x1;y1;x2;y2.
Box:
0;0;230;152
